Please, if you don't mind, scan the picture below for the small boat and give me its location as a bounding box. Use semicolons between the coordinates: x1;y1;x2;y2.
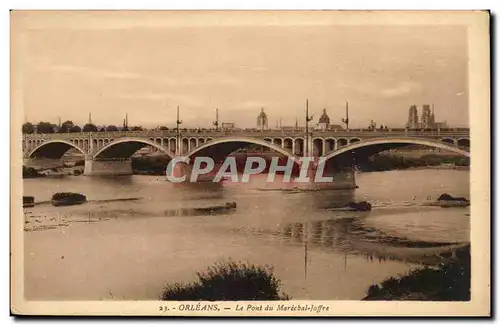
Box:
23;196;35;208
51;192;87;207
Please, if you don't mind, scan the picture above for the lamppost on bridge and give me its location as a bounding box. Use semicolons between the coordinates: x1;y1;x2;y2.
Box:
342;101;349;131
305;99;314;157
213;108;219;131
176;105;183;154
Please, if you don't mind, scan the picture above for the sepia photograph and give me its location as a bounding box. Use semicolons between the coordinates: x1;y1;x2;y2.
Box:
10;10;490;316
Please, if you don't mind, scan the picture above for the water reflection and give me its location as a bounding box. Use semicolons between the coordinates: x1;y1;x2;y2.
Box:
276;217;468;266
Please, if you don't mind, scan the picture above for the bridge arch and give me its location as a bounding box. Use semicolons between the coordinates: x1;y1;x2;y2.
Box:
283;138;294;152
272;138;283;148
325;138;336;153
189;138;197;151
337;138;348;147
184;136;298;163
457;138;470;148
312;138;324;156
92;137;175;160
28;139;86;159
323;137;470;166
441;138;456;145
168;138;177;153
294;138;305;156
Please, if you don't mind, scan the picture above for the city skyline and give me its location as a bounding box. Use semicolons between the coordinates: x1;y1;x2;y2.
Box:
13;11;469;129
22;103;459;131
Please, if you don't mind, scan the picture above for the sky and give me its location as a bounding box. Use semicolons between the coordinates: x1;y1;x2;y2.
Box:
12;11;470;129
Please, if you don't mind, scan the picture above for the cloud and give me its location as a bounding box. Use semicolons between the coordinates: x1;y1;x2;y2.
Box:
37;64;241;88
38;64;145;80
380;81;422;98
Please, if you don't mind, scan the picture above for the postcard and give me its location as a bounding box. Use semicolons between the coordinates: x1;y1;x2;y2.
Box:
11;10;490;316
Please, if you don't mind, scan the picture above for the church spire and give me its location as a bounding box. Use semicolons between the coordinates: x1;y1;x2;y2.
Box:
257;107;268;130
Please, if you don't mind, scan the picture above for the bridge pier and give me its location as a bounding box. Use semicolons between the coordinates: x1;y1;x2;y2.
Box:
307;162;357;189
84;156;133;176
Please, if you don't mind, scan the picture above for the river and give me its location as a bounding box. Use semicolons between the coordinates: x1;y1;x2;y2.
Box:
23;169;470;301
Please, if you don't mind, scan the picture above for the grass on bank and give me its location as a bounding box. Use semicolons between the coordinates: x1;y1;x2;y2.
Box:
363;246;470;301
160;261;290;301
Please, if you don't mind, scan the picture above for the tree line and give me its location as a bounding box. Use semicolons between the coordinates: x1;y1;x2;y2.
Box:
22;121;144;134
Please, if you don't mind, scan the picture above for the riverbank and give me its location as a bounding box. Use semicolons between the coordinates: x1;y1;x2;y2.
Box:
23;166;40;178
23;167;85;178
357;153;469;172
131;155;170;175
363;245;470;301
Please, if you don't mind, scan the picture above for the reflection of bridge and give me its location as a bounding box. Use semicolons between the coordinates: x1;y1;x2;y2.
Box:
22;129;470;179
278;218;470;266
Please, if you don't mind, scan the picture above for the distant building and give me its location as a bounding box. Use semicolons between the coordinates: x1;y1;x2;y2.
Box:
433;121;449;129
134;147;152;157
221;122;235;130
317;109;330;130
328;124;345;131
256;108;268;131
420;104;433;128
407;105;419;128
313;108;344;131
406;104;447;129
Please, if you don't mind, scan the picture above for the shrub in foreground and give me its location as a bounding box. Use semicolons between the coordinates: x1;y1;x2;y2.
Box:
363;247;470;301
160;261;290;301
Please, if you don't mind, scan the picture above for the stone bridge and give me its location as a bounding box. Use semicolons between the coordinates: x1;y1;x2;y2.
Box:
22;128;470;178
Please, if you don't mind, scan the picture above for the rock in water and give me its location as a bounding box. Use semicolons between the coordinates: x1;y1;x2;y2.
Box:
51;192;87;207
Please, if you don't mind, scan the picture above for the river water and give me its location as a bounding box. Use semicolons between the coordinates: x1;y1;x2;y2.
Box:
23;169;470;301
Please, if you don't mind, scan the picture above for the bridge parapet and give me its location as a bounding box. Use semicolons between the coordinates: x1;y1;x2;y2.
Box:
22;128;470;140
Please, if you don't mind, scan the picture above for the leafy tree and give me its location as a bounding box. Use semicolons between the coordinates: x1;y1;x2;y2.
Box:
82;123;98;132
121;126;129;132
99;127;106;132
159;126;169;130
22;122;35;134
131;126;143;131
69;125;82;133
36;121;54;134
59;120;74;133
106;125;118;132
